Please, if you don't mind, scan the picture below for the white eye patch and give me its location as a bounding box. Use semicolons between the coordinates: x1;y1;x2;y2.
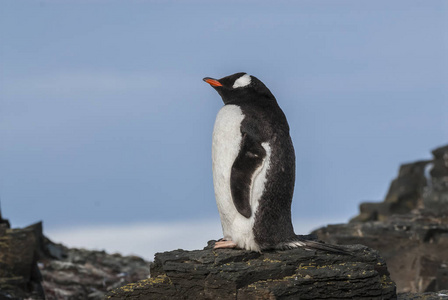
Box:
232;74;251;88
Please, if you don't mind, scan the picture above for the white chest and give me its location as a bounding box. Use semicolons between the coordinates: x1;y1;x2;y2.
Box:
212;105;245;185
212;105;245;219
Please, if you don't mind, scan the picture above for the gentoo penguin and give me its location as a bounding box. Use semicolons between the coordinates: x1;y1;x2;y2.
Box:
203;72;349;254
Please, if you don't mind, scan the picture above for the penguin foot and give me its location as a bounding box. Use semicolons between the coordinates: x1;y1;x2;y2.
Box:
214;240;237;249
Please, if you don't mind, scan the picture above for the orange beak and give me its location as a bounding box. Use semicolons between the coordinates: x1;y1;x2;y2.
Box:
203;77;222;87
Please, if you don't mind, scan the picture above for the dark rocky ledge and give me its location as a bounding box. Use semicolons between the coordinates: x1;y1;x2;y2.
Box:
314;214;448;295
106;241;396;300
0;219;150;300
315;144;448;294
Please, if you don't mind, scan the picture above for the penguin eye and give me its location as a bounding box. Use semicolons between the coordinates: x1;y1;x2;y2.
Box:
232;74;251;89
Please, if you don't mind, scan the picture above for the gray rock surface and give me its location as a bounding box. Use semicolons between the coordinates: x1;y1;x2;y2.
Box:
106;241;397;300
40;241;150;300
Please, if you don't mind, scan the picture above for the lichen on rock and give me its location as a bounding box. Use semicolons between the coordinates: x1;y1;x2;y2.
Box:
106;241;397;300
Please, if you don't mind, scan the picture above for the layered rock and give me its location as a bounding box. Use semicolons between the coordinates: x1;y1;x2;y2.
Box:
106;241;396;300
0;219;150;300
0;219;45;300
423;145;448;215
315;144;448;293
40;240;150;299
314;213;448;294
350;145;448;222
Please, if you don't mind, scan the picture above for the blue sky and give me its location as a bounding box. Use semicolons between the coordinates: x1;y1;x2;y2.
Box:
1;1;447;258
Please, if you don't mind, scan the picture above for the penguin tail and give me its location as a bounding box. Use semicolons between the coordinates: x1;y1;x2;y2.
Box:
279;236;353;256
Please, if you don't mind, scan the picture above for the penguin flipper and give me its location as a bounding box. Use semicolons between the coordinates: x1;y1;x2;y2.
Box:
230;133;266;218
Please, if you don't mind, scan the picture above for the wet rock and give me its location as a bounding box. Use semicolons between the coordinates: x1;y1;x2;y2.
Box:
106;241;397;300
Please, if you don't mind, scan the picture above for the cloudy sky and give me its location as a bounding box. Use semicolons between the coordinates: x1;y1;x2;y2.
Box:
1;1;447;260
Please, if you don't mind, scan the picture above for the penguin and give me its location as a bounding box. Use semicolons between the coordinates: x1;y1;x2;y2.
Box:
203;72;349;254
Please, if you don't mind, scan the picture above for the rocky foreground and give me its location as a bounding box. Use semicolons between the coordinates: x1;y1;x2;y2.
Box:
0;219;150;300
314;144;448;294
105;144;448;299
107;241;396;300
1;144;447;299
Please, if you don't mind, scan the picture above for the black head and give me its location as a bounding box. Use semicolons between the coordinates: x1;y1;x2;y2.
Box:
203;72;276;105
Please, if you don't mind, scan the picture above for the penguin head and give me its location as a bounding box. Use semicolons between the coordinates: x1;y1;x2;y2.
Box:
203;72;276;105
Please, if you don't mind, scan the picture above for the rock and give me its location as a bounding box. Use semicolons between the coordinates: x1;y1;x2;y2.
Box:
349;160;432;223
430;145;448;178
0;218;151;300
350;144;448;223
39;239;150;300
314;213;448;294
0;222;45;300
385;161;431;211
3;144;448;299
316;144;448;294
0;206;10;228
106;241;397;300
424;145;448;215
